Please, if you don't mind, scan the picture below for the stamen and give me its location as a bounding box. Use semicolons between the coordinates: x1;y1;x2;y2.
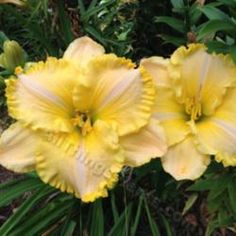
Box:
185;97;202;120
72;111;92;135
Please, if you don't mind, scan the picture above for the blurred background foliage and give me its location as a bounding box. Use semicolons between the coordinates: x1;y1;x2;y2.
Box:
1;0;236;235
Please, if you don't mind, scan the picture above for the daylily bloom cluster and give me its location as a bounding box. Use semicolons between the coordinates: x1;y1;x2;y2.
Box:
0;37;166;202
1;37;236;202
141;44;236;180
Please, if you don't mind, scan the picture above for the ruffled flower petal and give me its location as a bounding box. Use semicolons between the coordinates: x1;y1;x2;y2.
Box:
63;36;105;68
6;58;79;132
36;120;124;202
120;119;167;167
73;54;156;136
140;56;171;87
195;88;236;166
170;44;236;116
0;122;38;173
161;137;210;180
153;87;190;146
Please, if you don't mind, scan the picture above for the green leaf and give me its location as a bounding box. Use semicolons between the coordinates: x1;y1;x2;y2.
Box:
170;0;184;9
88;0;99;11
160;214;174;236
77;0;86;16
207;175;231;201
228;179;236;213
182;194;198;215
0;177;44;208
205;219;219;236
189;3;202;25
81;0;116;22
108;203;133;236
230;45;236;64
197;20;236;40
159;34;186;46
143;195;161;236
0;31;8;49
57;0;74;45
61;220;77;236
217;0;236;8
130;194;143;236
206;41;230;54
187;179;217;191
84;26;107;46
0;177;25;191
59;202;78;236
9;197;74;236
155;16;185;33
217;207;234;226
199;5;231;20
207;192;225;213
111;191;119;224
0;186;55;236
90;199;104;236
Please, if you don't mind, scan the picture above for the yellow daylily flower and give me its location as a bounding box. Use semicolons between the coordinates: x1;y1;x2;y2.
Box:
141;44;236;180
0;36;167;202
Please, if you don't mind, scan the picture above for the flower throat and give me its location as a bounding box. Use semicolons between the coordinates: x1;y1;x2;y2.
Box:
72;111;92;135
185;97;202;121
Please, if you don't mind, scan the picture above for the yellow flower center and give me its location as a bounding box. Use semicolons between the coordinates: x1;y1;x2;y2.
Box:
184;97;202;121
71;111;93;136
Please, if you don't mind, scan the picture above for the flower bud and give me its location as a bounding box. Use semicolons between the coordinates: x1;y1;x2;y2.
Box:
0;40;26;73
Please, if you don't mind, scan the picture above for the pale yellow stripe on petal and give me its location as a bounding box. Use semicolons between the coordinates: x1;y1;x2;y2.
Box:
6;58;79;132
72;54;135;113
99;66;155;136
73;54;155;136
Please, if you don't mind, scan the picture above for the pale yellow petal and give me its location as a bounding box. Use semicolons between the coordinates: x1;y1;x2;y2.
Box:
36;120;124;202
170;44;236;116
0;0;26;6
154;87;190;146
161;137;210;180
73;54;155;136
140;57;171;87
6;58;78;132
194;88;236;166
0;122;38;173
63;36;105;67
120;119;167;167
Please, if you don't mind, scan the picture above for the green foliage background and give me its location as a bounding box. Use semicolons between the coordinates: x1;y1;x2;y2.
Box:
0;0;236;235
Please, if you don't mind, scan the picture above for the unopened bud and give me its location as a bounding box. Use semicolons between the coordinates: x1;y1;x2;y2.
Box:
0;40;27;73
